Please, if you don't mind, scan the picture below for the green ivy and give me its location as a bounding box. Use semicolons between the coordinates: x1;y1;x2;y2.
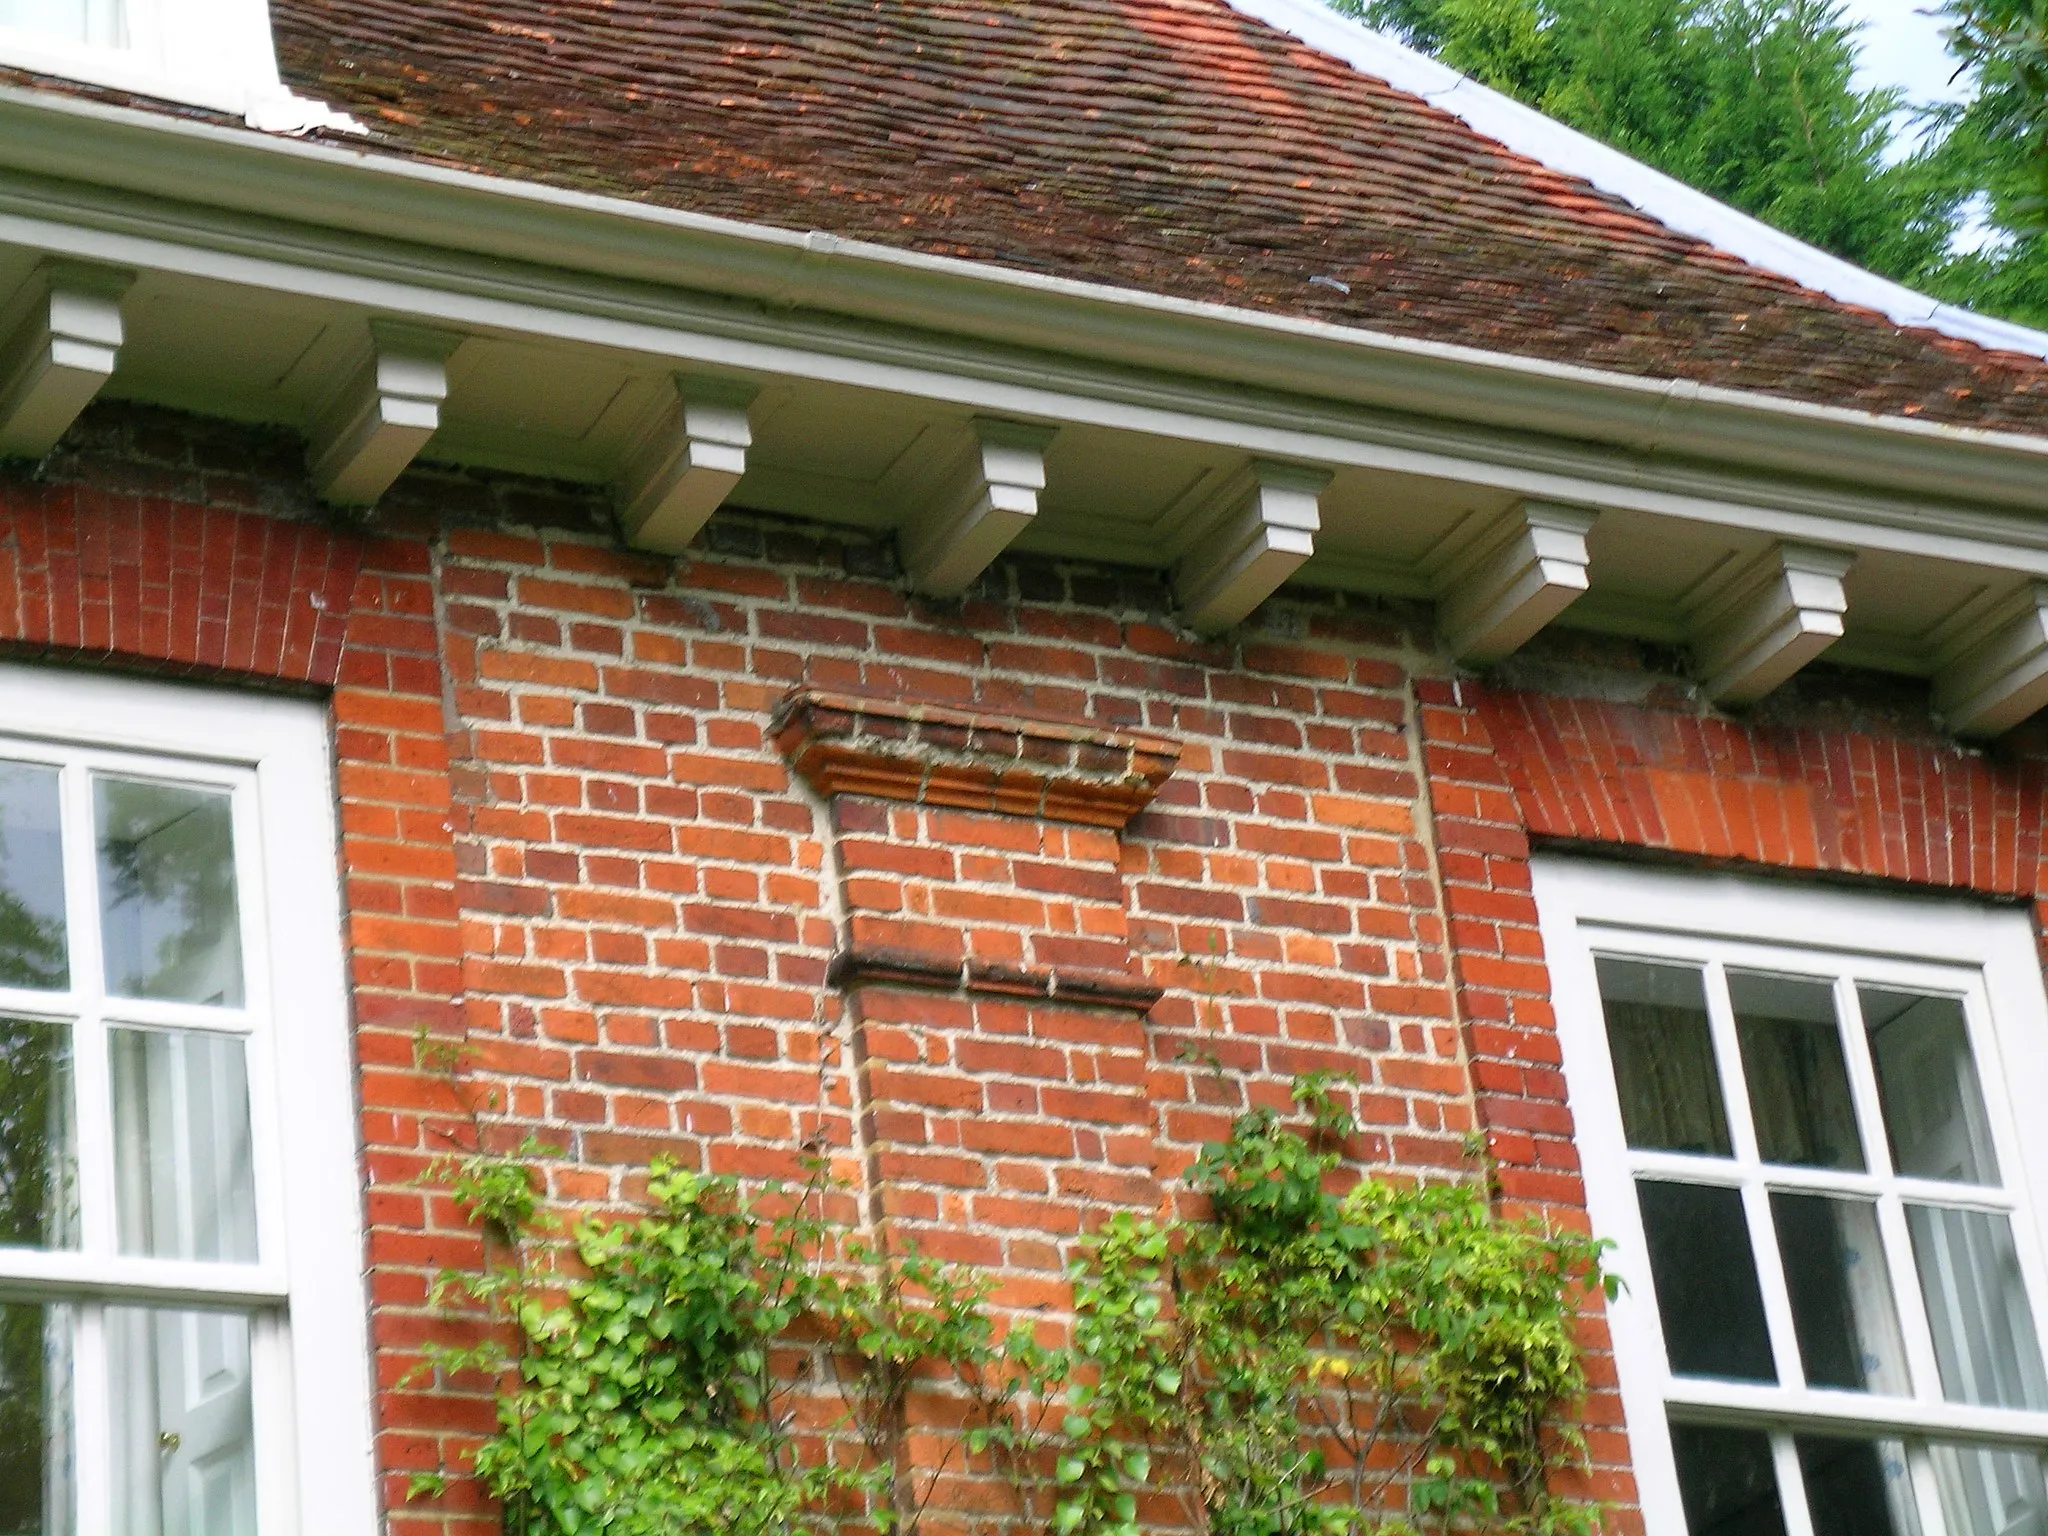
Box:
1063;1076;1614;1536
413;1076;1611;1536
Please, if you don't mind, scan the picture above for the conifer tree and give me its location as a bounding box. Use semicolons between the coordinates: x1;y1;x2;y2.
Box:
1342;0;2047;325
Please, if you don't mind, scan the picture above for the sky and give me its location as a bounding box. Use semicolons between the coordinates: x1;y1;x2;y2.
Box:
1839;0;1969;111
1836;0;2010;249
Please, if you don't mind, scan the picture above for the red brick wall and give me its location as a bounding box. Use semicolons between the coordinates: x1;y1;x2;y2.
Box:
411;505;1477;1528
2;405;1589;1534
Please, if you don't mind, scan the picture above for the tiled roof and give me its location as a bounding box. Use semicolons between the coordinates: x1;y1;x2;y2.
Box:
195;2;2048;433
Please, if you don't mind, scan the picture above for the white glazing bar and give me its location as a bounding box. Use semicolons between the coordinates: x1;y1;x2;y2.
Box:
0;980;83;1018
1626;1151;1750;1188
1958;972;2048;1384
73;1302;111;1536
1704;959;1810;1390
1662;1377;2048;1445
1629;1155;1884;1197
1832;972;1891;1180
1906;1441;1951;1536
1704;959;1762;1169
1773;1431;1820;1536
231;775;287;1275
1877;1190;1951;1412
1889;1179;2017;1214
94;995;257;1035
60;760;112;1263
254;1308;295;1535
0;1248;288;1302
1839;979;1952;1412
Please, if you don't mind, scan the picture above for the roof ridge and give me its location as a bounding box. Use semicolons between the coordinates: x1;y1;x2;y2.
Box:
1219;0;2048;365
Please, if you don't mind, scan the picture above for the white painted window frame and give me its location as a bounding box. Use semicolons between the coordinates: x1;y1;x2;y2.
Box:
0;661;377;1536
0;0;356;129
1534;855;2048;1535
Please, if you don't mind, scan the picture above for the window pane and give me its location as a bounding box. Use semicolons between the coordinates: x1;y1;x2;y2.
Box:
0;1019;75;1251
1771;1192;1908;1395
108;1306;256;1536
0;763;65;993
0;1301;72;1536
1863;987;1999;1185
1598;957;1733;1156
1671;1422;1787;1536
1906;1203;2048;1410
1732;971;1862;1171
95;778;243;1007
1930;1443;2048;1536
1796;1437;1920;1536
112;1028;257;1264
1639;1179;1777;1382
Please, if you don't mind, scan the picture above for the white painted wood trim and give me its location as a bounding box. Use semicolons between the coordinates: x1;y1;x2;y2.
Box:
308;319;459;506
895;417;1056;597
6;86;2048;536
1534;857;2048;1534
617;373;757;554
0;663;378;1536
1173;459;1331;632
1933;583;2048;738
1434;499;1596;664
1688;543;1855;706
0;0;358;130
0;261;129;460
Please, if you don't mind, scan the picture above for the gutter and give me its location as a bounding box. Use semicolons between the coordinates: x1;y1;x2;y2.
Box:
2;85;2048;516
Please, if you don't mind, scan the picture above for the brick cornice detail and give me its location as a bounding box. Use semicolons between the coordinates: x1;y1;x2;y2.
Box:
772;686;1180;829
826;944;1165;1010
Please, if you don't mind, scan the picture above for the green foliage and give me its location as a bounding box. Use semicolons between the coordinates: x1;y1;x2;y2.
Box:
1947;0;2048;228
1062;1077;1612;1536
1340;0;2048;324
416;1078;1608;1536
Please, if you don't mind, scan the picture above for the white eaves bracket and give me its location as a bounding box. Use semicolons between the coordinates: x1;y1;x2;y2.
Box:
1435;500;1598;665
1934;583;2048;739
1688;543;1856;707
309;320;461;506
0;263;133;461
618;375;758;554
897;418;1057;597
1173;460;1333;634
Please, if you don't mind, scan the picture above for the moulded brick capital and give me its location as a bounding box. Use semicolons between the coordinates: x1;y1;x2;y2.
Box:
773;686;1180;830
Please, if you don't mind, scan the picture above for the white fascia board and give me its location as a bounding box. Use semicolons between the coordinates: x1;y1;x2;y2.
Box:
5;85;2048;570
1224;0;2048;365
1;82;2047;500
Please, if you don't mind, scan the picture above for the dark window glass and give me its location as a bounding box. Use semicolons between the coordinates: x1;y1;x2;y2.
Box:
1732;971;1862;1171
1598;957;1732;1156
0;1300;69;1535
1771;1192;1907;1394
1672;1423;1787;1536
0;1017;74;1251
1639;1179;1777;1382
1797;1437;1919;1536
